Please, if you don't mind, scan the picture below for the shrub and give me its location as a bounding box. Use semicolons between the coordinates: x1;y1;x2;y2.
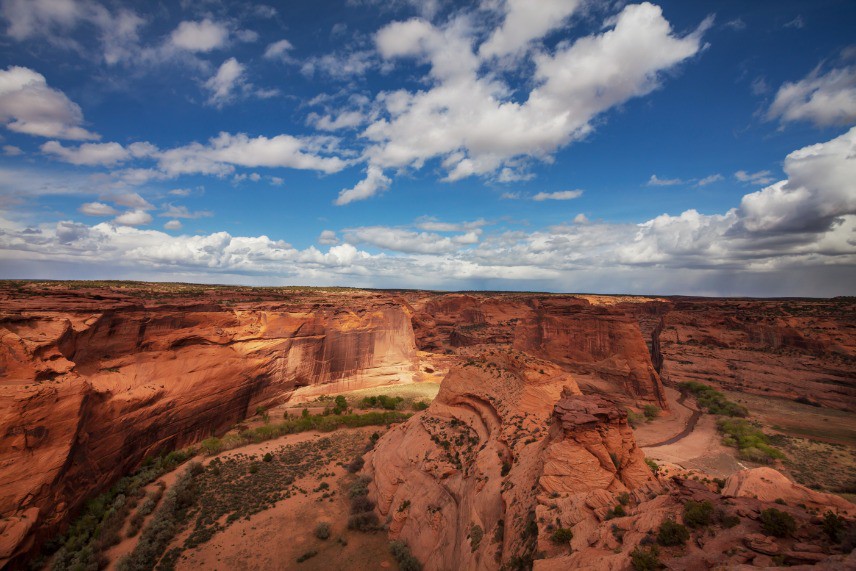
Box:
389;540;422;571
657;519;689;546
645;458;659;475
760;508;796;538
683;500;713;528
296;550;318;563
630;545;661;571
315;522;331;540
643;405;660;420
679;381;748;417
263;452;273;462
333;395;348;415
469;524;484;551
605;504;626;519
200;437;222;455
347;511;380;531
716;418;785;464
347;455;365;473
550;527;573;544
627;410;645;429
617;492;631;506
412;400;429;411
822;511;845;543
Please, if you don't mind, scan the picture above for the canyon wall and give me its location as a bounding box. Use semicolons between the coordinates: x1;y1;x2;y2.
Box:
0;288;418;565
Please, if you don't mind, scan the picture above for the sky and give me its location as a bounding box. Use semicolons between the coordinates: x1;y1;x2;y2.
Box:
0;0;854;296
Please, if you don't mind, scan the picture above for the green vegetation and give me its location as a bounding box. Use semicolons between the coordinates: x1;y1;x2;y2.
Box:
657;519;689;546
716;418;785;464
760;508;796;538
550;527;573;544
630;545;661;571
48;448;193;571
347;475;380;531
389;540;422;571
605;504;626;520
196;410;410;456
360;394;404;410
469;524;484;551
314;522;331;540
627;410;645;429
412;400;430;411
645;457;659;475
643;405;660;420
823;511;845;543
679;381;748;417
682;500;713;528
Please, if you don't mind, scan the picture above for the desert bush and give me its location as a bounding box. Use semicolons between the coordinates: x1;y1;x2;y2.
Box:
389;540;422;571
617;492;630;506
627;410;645;428
315;522;331;540
822;511;845;543
657;519;689;546
348;511;380;531
760;508;796;538
716;418;784;464
605;504;626;520
679;381;748;417
550;527;573;544
683;500;713;528
643;405;660;420
630;545;661;571
347;454;365;473
469;524;484;551
645;458;659;475
200;437;222;455
263;452;273;462
412;400;429;411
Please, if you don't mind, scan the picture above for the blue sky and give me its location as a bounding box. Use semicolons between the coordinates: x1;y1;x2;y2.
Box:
0;0;854;295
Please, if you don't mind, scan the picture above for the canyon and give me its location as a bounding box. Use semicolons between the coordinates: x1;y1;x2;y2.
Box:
0;282;854;570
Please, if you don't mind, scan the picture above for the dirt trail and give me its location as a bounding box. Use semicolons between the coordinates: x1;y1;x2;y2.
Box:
646;392;701;448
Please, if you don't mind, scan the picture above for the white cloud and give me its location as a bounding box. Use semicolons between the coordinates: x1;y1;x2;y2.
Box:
768;65;856;127
414;218;486;232
41;140;128;165
1;0;145;65
79;201;117;216
532;190;583;201
164;219;182;230
111;192;153;210
335;165;390;205
169;19;229;53
723;18;745;31
343;225;479;254
301;50;376;79
0;66;98;140
113;209;152;226
784;15;804;29
205;58;246;106
696;173;723;186
344;3;710;202
2;144;22;155
308;111;365;131
573;213;588;224
735;169;775;185
647;174;683;186
479;0;581;59
169;188;192;196
318;229;339;245
159;204;212;219
264;39;294;60
159;132;348;176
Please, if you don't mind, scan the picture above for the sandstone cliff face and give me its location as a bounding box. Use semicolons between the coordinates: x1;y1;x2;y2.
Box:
365;352;657;571
634;298;856;411
412;294;668;408
0;289;418;565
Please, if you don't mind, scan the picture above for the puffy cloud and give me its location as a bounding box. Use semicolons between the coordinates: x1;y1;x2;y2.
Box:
205;58;245;106
41;140;128;165
164;219;182;230
0;66;98;140
768;65;856;127
113;209;152;226
335;165;390;205
573;213;588;224
159;132;348;176
111;192;153;210
1;0;144;65
308;110;365;131
2;145;22;155
532;190;583;201
479;0;581;59
414;218;486;232
79;201;117;216
301;50;376;79
344;3;710;202
318;230;339;245
343;225;479;254
264;39;294;60
169;19;229;53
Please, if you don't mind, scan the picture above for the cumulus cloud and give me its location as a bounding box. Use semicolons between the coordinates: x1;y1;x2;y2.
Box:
573;213;588;224
414;218;487;232
205;58;246;106
169;19;229;53
532;190;583;201
2;144;22;155
335;165;390;205
159;204;213;219
343;225;479;254
0;66;98;140
113;209;152;226
79;201;117;216
340;2;711;202
768;65;856;127
264;39;294;60
164;219;182;230
479;0;581;59
41;140;128;165
318;230;339;245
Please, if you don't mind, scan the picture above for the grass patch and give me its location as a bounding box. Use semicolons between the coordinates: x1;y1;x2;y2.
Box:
679;381;748;417
716;418;785;464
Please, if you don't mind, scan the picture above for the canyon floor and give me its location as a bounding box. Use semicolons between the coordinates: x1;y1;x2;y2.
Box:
1;281;854;570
